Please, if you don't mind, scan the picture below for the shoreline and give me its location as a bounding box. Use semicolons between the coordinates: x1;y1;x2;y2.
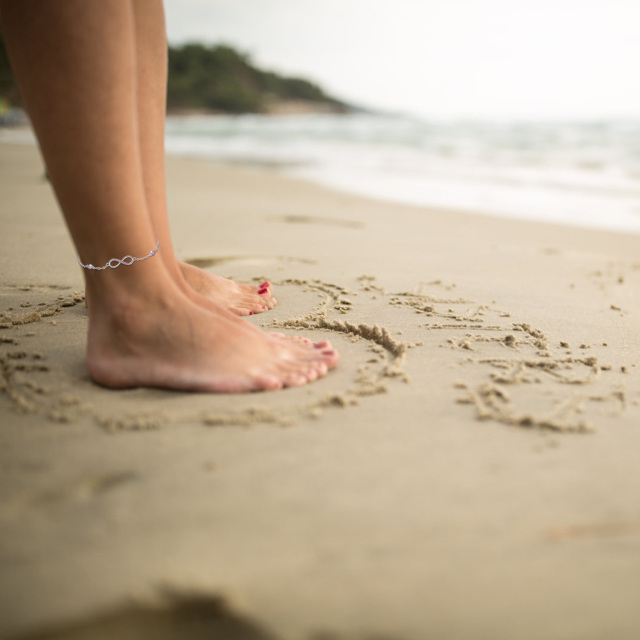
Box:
1;141;640;640
5;121;640;238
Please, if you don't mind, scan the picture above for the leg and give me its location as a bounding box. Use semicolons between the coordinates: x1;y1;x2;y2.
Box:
130;0;276;316
0;0;338;392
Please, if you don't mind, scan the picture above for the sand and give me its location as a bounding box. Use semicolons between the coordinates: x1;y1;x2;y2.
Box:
1;141;640;640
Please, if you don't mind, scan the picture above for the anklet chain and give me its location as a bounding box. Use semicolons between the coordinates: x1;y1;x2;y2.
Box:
78;239;160;270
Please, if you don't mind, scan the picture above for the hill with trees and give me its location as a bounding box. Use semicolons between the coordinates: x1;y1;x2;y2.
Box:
166;43;350;114
0;33;351;116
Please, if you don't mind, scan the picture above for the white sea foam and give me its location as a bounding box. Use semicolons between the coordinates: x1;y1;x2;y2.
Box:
4;114;639;234
164;114;640;234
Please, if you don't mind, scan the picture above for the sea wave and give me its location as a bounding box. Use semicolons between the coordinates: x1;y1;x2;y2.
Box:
165;114;640;234
3;114;639;234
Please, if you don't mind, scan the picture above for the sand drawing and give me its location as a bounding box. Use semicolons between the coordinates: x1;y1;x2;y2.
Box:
361;277;628;433
0;267;632;434
0;276;413;430
0;287;87;420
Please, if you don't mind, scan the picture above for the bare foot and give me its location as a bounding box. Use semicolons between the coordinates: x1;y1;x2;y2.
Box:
86;287;338;393
180;261;276;316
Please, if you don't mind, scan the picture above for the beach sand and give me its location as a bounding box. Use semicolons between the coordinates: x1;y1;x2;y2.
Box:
1;141;640;640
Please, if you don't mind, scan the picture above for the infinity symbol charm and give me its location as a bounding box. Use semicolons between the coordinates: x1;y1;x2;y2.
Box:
78;239;159;271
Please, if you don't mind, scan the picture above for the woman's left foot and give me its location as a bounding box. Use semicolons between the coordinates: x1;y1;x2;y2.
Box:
179;261;276;316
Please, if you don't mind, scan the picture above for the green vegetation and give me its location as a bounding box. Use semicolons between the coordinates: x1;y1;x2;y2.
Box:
0;29;21;107
166;43;348;114
0;34;348;115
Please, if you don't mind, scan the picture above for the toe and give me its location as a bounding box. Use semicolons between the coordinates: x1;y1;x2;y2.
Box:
282;371;308;388
253;374;284;391
320;349;339;368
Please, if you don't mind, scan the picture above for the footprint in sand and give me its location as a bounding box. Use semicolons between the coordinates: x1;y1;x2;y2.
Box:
3;471;138;521
184;255;316;270
268;213;364;229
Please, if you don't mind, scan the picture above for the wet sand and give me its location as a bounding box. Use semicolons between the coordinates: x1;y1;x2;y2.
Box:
1;141;640;640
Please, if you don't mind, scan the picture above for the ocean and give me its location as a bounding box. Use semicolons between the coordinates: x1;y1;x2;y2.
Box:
3;114;639;235
164;113;640;235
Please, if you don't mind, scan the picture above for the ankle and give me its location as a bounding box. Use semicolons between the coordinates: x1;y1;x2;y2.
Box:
84;259;180;320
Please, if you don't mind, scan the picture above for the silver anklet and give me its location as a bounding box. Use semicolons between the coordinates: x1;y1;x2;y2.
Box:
78;239;160;270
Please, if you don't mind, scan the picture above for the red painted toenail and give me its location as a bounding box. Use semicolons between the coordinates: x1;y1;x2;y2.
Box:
249;311;254;315
322;350;335;356
258;287;268;294
260;281;270;287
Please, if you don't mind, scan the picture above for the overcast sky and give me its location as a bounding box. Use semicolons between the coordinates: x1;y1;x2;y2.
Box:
163;0;640;120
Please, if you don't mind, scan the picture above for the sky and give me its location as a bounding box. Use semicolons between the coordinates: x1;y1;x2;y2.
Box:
163;0;640;121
